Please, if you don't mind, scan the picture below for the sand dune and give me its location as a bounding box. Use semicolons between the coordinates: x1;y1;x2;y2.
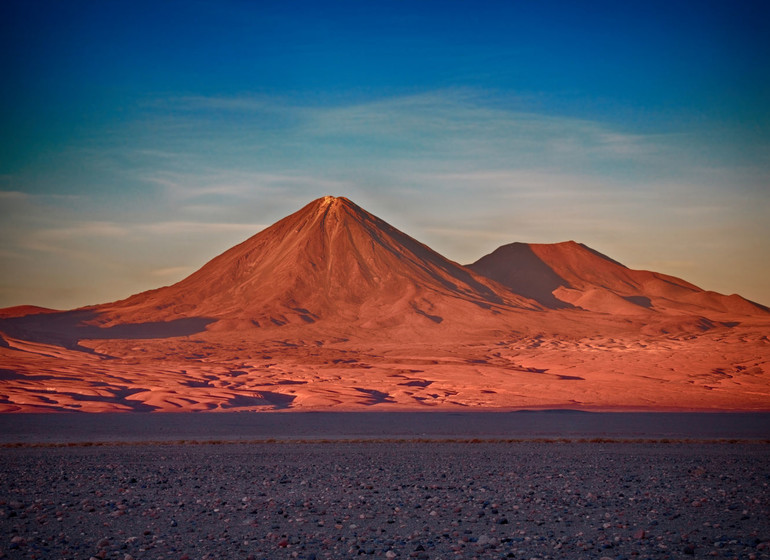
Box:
1;196;768;412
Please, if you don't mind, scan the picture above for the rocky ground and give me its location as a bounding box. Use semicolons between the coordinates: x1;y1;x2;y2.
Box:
1;442;768;559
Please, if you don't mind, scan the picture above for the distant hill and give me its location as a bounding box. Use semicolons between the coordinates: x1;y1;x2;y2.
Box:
468;241;768;316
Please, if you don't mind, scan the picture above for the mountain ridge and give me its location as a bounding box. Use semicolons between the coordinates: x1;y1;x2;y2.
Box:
0;196;768;413
3;196;766;324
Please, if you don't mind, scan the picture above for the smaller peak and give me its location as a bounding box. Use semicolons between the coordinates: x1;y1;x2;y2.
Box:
543;241;593;253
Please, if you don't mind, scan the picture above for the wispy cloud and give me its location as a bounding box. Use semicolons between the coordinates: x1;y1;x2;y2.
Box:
2;90;768;308
0;190;30;200
19;237;109;264
291;92;667;172
34;222;130;239
138;221;266;235
23;220;265;246
165;94;289;114
140;90;672;174
143;170;353;203
150;266;195;278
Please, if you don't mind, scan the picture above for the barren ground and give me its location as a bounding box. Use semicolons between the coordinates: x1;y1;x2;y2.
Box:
2;442;768;560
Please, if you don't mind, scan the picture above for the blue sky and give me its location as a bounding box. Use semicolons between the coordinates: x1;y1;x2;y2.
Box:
1;0;769;308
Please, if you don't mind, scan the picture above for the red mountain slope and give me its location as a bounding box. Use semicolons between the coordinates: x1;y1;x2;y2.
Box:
468;241;768;317
93;196;538;334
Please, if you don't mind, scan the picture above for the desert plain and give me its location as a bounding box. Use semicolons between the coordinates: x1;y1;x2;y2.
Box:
2;435;770;560
2;412;770;560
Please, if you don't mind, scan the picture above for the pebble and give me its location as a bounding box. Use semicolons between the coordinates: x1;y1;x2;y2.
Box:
1;442;768;559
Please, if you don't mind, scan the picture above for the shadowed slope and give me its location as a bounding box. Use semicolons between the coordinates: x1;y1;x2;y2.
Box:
0;310;213;352
467;243;573;309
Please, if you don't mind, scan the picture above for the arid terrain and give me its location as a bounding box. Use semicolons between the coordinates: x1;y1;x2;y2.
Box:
2;442;769;560
1;196;768;413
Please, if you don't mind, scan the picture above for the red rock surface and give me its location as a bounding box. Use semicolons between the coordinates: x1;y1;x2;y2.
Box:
1;196;768;412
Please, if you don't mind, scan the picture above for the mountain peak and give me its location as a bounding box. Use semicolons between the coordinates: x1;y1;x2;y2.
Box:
313;195;343;210
96;196;532;330
311;195;356;211
296;196;369;232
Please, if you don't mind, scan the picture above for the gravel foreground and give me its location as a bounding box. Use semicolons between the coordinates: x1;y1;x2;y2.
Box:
1;443;768;560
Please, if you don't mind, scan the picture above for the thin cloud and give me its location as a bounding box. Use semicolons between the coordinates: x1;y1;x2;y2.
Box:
35;222;130;239
0;248;29;261
293;91;664;163
138;221;266;235
0;190;29;200
163;95;290;114
20;237;106;263
144;90;669;174
143;170;353;202
27;220;266;239
150;266;195;278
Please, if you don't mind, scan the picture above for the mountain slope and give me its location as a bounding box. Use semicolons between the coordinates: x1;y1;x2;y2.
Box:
93;196;538;334
468;241;768;317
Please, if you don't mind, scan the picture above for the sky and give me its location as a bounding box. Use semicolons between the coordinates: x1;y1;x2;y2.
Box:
1;0;769;309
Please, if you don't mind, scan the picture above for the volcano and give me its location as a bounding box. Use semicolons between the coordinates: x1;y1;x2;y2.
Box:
93;196;538;335
1;196;768;413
